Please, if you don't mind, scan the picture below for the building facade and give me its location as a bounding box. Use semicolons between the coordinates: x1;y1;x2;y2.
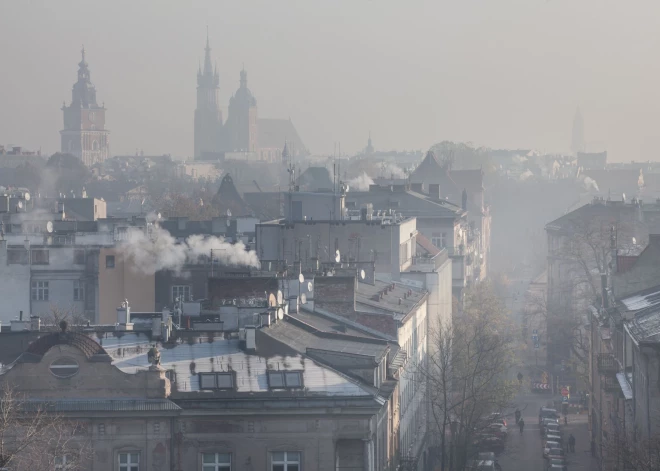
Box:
61;48;110;166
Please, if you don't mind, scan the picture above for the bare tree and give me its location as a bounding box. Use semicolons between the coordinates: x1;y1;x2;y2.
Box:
421;282;519;471
41;306;89;331
0;384;90;470
603;424;660;471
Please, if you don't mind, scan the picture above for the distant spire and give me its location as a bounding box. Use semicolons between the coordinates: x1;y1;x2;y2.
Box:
203;28;213;77
240;68;247;88
81;45;86;63
571;106;585;154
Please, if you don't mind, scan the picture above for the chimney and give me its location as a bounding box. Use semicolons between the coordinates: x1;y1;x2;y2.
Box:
429;183;441;199
245;326;256;351
30;315;40;332
116;300;134;331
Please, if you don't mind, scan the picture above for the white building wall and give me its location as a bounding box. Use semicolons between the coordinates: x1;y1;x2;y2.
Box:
0;242;30;325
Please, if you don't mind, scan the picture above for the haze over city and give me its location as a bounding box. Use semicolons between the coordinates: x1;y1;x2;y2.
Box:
2;0;660;159
1;2;660;470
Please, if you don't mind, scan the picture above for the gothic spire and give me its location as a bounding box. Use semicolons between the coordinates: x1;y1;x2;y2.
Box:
240;68;247;88
203;28;213;77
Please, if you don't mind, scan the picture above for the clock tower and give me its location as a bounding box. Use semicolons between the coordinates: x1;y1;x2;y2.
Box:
61;47;110;166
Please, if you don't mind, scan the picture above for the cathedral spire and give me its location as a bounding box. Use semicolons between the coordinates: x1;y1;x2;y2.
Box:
203;28;213;77
240;68;247;88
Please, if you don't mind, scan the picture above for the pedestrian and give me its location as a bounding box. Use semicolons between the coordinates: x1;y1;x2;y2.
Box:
569;433;576;453
564;415;568;425
518;417;525;434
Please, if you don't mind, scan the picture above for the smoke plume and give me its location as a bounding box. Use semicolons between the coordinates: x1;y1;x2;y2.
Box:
582;176;600;192
348;172;375;191
119;225;260;275
382;163;406;179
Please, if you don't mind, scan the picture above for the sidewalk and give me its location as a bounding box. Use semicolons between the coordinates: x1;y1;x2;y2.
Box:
561;412;599;471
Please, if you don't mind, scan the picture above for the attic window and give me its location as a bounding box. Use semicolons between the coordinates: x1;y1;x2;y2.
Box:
199;372;235;390
49;357;79;378
267;370;304;389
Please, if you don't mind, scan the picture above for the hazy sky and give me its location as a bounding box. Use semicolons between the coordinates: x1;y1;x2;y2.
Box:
1;0;659;160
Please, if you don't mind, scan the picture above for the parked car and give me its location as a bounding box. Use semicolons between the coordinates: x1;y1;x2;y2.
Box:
485;423;508;439
486;413;507;427
543;441;562;458
467;459;496;471
474;435;505;453
543;434;563;448
546;458;567;470
546;448;566;461
540;418;560;434
539;407;559;424
545;425;563;437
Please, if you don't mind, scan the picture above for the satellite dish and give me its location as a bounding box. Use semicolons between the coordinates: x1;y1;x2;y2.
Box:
157;212;162;220
360;269;366;280
24;192;30;201
46;221;53;234
335;254;341;263
277;290;283;305
298;273;305;283
307;281;313;291
226;209;232;217
632;237;637;245
277;308;284;320
300;293;307;305
17;201;23;210
335;249;340;257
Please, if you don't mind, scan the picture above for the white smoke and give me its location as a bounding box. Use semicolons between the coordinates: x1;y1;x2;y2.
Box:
119;225;260;275
348;172;375;191
583;176;600;192
382;163;406;179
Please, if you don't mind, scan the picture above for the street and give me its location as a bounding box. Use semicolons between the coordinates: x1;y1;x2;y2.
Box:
496;267;598;471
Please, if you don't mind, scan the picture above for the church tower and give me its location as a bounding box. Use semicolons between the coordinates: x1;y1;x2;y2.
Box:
60;47;110;166
225;69;258;153
571;107;585;154
194;32;223;159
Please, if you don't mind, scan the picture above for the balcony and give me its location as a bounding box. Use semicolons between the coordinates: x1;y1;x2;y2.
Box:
597;353;618;375
602;375;619;393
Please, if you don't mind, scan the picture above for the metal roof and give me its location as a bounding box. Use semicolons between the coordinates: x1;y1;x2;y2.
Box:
616;373;633;400
620;287;660;311
263;321;389;361
107;334;374;397
625;309;660;344
21;398;180;412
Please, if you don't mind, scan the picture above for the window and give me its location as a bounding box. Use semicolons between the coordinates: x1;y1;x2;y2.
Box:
203;452;231;471
31;249;49;265
118;452;139;471
431;232;448;249
271;451;300;471
31;281;49;301
74;249;85;265
172;285;191;302
7;249;28;265
106;255;115;268
199;372;234;390
55;454;72;469
267;371;303;389
49;357;79;378
73;280;84;301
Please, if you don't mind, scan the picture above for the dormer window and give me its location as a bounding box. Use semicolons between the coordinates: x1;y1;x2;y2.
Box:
267;371;303;389
49;357;79;378
199;372;235;390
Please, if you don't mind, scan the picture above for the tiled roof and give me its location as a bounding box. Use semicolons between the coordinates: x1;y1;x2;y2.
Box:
26;332;108;359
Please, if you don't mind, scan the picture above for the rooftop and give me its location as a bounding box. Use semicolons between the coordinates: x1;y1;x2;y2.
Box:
107;334;377;397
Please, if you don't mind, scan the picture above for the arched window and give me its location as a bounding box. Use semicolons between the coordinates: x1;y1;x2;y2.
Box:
92;140;99;151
